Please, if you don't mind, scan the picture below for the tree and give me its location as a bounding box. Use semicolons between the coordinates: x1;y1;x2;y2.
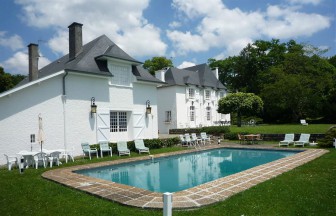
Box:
210;39;336;123
143;57;173;75
218;92;263;127
209;39;287;93
260;52;336;123
328;55;336;68
0;67;26;93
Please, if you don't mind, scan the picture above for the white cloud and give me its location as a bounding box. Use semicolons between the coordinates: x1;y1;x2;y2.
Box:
167;31;208;55
287;0;322;5
0;32;25;51
169;21;182;29
0;51;50;75
168;0;331;57
172;0;225;19
15;0;167;58
264;5;330;38
177;61;196;69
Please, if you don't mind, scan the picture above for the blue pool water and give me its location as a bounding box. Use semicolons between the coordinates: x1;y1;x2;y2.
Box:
76;148;298;192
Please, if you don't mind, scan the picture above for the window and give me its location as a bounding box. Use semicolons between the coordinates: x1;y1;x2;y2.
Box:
165;111;172;122
188;88;195;99
190;106;195;121
206;106;211;121
110;111;127;132
219;92;225;98
205;90;211;100
110;65;131;86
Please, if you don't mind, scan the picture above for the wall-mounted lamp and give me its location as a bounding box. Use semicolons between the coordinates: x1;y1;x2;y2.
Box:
146;100;152;116
91;97;97;117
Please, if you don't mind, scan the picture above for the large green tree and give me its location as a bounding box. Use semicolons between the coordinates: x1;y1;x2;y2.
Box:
0;67;25;93
210;39;336;123
209;39;287;93
260;52;336;122
143;56;173;75
218;92;263;127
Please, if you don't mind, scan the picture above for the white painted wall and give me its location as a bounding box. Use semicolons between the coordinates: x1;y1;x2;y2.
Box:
133;82;159;140
157;85;231;134
157;86;177;134
0;74;65;165
0;69;161;165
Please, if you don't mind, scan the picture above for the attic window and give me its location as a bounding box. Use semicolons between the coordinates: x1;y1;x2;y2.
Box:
205;90;211;100
110;64;131;86
189;88;195;99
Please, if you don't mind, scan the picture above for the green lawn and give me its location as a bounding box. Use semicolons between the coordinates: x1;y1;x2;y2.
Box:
229;124;333;134
1;126;336;215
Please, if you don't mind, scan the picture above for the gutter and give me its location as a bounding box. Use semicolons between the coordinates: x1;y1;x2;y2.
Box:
63;71;69;95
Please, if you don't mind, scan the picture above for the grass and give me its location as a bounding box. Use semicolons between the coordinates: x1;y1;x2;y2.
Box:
229;124;333;134
1;124;336;215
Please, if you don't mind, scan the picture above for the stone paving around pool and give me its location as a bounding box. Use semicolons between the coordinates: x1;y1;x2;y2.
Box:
42;144;328;209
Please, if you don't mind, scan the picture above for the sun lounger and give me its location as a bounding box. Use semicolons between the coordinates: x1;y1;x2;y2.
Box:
117;141;130;156
294;133;310;147
279;133;295;147
134;139;150;154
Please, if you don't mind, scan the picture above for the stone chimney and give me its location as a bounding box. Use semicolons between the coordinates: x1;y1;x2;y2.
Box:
28;43;39;81
68;22;83;60
155;67;169;82
212;67;219;80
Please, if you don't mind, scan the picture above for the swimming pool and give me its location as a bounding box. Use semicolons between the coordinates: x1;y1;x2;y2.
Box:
76;148;298;193
43;146;327;209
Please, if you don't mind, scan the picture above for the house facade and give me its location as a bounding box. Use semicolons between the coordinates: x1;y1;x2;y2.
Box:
156;65;231;134
0;22;162;165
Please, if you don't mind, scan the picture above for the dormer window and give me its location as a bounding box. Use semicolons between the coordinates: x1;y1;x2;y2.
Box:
109;63;132;87
189;88;195;99
205;90;211;100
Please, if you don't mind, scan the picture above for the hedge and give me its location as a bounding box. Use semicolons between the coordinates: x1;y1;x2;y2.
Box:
169;126;230;136
91;137;180;154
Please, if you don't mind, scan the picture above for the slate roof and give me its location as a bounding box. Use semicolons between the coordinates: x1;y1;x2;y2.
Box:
163;63;226;90
18;35;163;86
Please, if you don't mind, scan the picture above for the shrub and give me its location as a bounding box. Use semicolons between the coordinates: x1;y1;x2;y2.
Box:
318;126;336;148
223;131;249;140
170;126;230;136
201;126;230;135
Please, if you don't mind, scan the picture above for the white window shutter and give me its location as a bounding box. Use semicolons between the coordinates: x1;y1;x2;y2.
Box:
211;90;216;101
195;89;199;100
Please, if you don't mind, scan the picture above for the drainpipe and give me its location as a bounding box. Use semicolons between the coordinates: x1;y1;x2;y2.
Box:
62;71;69;153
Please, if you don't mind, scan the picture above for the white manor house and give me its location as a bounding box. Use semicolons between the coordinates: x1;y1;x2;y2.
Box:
0;22;230;165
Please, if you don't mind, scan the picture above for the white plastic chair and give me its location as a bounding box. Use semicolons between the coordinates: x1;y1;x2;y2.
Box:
99;141;112;157
81;142;98;160
33;152;47;169
134;139;150;154
48;151;61;168
60;146;75;163
117;141;130;156
179;135;188;147
191;133;201;146
200;132;211;145
184;134;195;147
4;154;18;171
279;134;295;147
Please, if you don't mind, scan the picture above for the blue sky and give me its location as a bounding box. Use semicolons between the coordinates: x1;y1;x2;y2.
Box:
0;0;335;75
